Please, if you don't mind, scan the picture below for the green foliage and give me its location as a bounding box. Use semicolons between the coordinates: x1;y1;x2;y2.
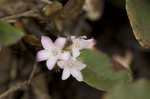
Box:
0;21;24;47
104;79;150;99
126;0;150;47
79;49;132;91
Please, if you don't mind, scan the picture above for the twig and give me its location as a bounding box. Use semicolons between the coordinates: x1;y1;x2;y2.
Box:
28;63;38;84
0;81;28;99
0;9;39;23
0;3;45;23
0;63;39;99
41;0;52;4
0;0;52;22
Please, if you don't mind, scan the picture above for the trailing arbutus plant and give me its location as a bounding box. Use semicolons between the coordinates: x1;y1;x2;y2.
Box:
0;0;150;98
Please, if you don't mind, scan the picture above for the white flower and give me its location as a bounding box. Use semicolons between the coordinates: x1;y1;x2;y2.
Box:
57;57;86;82
37;36;70;70
71;36;95;57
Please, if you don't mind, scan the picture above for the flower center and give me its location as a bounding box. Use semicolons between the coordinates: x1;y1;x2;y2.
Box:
68;61;74;68
52;50;59;56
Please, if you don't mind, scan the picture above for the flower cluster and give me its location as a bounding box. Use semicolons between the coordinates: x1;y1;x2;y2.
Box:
37;35;95;81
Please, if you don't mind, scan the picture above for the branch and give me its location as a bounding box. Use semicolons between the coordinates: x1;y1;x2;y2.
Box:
28;63;38;84
0;63;39;99
0;9;39;23
0;81;28;99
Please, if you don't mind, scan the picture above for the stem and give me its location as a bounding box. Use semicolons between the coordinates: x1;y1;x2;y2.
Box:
0;81;28;99
28;63;38;84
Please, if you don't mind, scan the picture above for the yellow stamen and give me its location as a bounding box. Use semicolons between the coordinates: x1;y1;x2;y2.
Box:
68;61;74;68
52;50;59;56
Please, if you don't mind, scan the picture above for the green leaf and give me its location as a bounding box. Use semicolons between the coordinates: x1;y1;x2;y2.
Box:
0;21;24;47
79;49;132;91
126;0;150;47
104;79;150;99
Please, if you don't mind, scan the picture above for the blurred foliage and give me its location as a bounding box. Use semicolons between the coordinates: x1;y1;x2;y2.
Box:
103;79;150;99
126;0;150;48
79;49;132;91
0;0;6;5
0;21;24;47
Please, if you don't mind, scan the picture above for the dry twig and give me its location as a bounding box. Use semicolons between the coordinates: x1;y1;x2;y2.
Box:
28;63;38;84
0;81;28;99
0;9;39;23
0;62;39;99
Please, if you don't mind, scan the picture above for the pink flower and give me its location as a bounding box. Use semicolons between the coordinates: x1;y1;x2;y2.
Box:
71;36;95;57
37;36;70;70
57;57;86;82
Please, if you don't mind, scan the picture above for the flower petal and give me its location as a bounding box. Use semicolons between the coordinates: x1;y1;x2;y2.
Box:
71;69;83;82
36;50;50;61
72;48;80;58
80;36;87;39
41;36;54;50
75;61;86;70
62;68;71;80
57;60;66;69
71;36;76;43
59;51;70;60
46;58;57;70
80;39;95;50
55;37;66;49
